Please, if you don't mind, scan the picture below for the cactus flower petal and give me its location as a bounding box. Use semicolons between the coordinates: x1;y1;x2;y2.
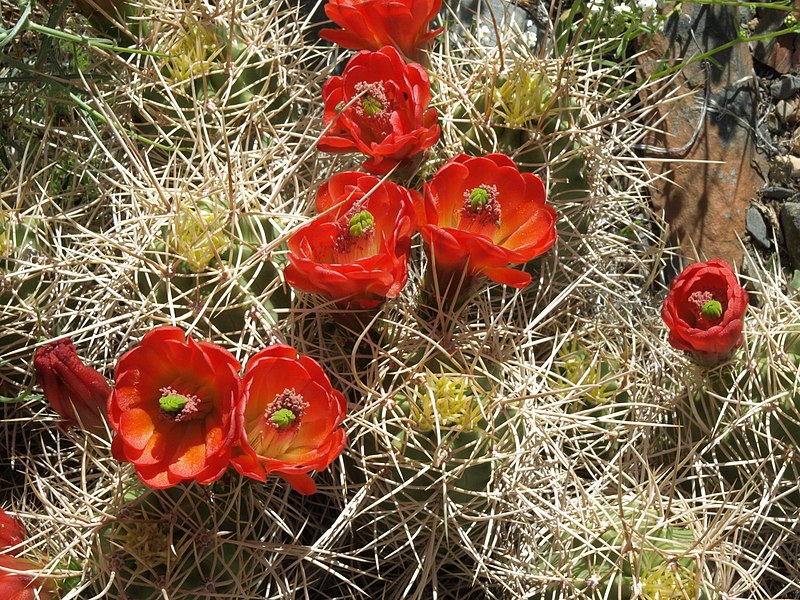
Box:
0;509;25;556
418;153;556;293
107;326;243;489
231;345;347;495
319;0;443;61
34;338;112;434
661;258;749;366
0;555;54;599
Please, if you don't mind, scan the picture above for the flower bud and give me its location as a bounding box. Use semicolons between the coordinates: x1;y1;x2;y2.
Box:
34;339;111;433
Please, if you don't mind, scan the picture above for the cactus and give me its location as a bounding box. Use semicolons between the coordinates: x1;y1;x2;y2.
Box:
550;334;633;461
0;214;55;395
354;355;517;511
89;482;255;599
135;198;288;335
537;509;712;600
132;20;289;149
453;63;589;206
672;323;800;513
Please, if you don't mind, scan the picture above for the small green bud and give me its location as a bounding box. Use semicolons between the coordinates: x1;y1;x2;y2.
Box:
469;188;490;210
349;210;374;237
362;95;383;116
271;408;297;428
701;300;723;319
159;394;189;413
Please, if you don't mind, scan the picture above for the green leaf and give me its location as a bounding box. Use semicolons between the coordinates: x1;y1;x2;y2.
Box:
0;392;42;404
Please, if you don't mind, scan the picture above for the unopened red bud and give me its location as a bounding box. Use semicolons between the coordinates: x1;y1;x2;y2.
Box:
34;338;111;433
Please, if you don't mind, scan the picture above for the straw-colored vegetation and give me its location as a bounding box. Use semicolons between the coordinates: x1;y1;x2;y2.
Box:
1;0;799;598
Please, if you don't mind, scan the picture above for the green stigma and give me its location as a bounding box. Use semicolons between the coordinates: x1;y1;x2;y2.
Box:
362;95;383;116
159;394;189;413
271;408;297;428
349;210;375;237
469;188;490;210
701;300;723;318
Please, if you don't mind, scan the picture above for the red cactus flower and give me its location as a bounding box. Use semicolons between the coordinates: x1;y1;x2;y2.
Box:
0;509;25;555
33;338;111;433
417;153;557;296
318;46;440;175
284;171;418;309
0;555;54;600
319;0;443;61
231;345;347;495
661;259;749;366
107;326;243;489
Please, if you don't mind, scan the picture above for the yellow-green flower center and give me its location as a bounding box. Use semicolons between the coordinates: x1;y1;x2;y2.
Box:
468;188;490;210
701;299;722;318
159;393;189;413
462;185;501;225
158;386;202;422
264;388;309;432
361;95;383;116
349;210;375;238
270;408;297;429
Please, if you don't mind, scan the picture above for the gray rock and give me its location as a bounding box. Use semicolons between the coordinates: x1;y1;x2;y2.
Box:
775;98;800;126
446;0;545;51
792;155;800;179
770;75;800;101
762;186;795;200
792;128;800;155
770;155;794;185
781;202;800;269
746;206;772;251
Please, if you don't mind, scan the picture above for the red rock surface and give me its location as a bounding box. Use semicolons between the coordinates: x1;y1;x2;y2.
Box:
637;4;766;267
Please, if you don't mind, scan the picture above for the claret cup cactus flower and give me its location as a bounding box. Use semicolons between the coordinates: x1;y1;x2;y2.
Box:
319;0;444;61
284;171;418;310
661;259;749;367
417;153;557;300
34;338;111;434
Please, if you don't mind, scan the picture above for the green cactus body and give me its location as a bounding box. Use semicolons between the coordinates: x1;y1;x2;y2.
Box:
135;200;288;333
0;217;54;394
455;69;589;205
92;484;247;599
675;350;800;512
538;512;710;600
357;366;515;510
553;343;630;461
133;23;289;149
208;30;284;110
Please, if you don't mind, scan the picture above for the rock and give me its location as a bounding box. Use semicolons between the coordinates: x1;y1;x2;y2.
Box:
781;202;800;269
746;206;772;250
771;156;794;184
763;185;795;200
770;74;800;100
791;128;800;155
775;97;800;126
635;3;765;266
792;155;800;178
751;8;800;74
448;0;545;51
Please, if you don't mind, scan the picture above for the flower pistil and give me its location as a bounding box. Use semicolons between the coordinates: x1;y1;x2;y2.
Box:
158;386;203;422
462;184;501;226
265;388;309;431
